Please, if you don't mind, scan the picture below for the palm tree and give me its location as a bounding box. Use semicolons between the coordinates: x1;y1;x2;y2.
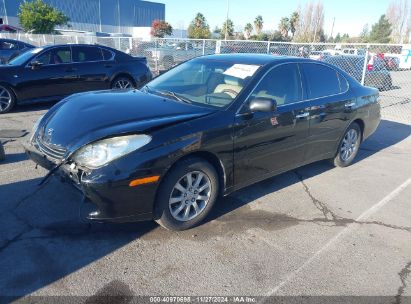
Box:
254;15;264;35
290;11;299;38
244;23;253;39
279;17;290;38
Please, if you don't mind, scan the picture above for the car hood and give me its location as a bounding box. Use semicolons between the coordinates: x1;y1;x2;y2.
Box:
39;90;215;153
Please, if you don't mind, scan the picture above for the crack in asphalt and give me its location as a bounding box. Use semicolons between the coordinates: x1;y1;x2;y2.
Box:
294;171;411;233
393;261;411;304
0;179;52;254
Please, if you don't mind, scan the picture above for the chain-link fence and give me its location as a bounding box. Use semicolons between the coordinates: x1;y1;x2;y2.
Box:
1;33;410;124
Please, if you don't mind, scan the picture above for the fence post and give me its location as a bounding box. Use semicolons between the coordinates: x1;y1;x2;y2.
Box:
266;41;270;54
155;39;159;75
361;45;370;86
202;39;206;56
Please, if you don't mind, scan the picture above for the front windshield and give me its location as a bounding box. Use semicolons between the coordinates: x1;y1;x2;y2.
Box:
8;48;43;66
145;59;261;109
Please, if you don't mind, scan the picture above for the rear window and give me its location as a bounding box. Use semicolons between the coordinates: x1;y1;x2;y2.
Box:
303;63;342;99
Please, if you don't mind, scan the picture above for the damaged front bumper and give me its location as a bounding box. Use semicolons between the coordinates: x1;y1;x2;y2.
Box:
24;141;159;223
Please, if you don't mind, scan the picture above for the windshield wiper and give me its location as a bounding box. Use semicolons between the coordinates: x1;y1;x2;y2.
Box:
146;87;194;104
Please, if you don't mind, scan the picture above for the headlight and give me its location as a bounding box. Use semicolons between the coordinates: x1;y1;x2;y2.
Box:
72;134;151;169
30;114;44;142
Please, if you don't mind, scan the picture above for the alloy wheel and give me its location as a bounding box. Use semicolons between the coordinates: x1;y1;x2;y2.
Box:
168;171;212;222
340;129;359;162
0;86;12;112
113;79;133;89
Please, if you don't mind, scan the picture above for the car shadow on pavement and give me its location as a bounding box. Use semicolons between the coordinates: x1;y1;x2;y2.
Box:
0;152;28;165
0;177;157;300
206;119;411;225
0;120;409;300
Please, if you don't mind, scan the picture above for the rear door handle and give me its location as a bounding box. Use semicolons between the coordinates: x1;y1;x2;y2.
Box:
345;102;356;108
295;112;309;119
65;67;77;72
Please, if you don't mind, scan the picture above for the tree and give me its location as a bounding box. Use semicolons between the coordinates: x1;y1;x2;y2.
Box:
386;0;410;43
334;33;341;43
150;20;173;38
290;11;299;38
369;15;393;43
187;12;211;39
293;1;324;42
18;0;69;34
244;23;253;40
360;24;369;42
278;17;290;38
221;19;234;39
254;15;264;35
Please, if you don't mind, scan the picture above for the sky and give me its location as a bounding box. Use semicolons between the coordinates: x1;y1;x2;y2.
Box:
154;0;391;37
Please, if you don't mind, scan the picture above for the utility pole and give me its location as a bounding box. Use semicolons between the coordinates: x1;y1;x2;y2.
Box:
224;0;229;40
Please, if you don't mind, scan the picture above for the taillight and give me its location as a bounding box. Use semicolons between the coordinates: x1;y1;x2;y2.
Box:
367;64;374;71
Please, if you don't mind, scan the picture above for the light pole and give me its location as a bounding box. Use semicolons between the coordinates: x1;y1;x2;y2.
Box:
224;0;229;40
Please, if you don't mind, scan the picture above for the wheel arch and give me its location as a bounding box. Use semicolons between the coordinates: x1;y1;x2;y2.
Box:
351;118;365;141
153;151;227;218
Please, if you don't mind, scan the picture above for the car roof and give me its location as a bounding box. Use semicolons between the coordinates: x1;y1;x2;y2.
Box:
198;53;316;66
0;38;32;45
41;43;115;50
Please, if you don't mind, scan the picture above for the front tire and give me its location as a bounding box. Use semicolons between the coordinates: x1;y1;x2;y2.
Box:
0;84;16;114
155;157;219;231
332;122;362;167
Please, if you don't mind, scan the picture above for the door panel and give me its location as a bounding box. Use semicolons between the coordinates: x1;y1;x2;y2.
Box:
233;103;310;187
17;46;77;101
300;63;353;161
72;46;108;92
233;63;309;188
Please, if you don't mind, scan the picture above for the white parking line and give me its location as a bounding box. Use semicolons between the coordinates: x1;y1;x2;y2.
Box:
261;177;411;299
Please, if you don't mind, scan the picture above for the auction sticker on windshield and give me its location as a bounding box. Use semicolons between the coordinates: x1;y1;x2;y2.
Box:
223;64;260;79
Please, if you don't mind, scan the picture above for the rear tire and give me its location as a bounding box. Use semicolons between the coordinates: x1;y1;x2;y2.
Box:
155;157;219;231
332;122;362;168
0;84;16;114
111;76;135;90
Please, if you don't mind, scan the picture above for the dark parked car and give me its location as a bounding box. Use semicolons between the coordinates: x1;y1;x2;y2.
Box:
383;56;400;71
25;54;381;230
0;44;152;113
322;55;392;91
0;38;34;64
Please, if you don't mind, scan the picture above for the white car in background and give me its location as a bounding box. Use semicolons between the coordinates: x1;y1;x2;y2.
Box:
309;51;332;60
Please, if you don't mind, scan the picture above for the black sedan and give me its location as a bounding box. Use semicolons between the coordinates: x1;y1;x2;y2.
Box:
0;44;152;113
25;54;381;230
0;38;34;64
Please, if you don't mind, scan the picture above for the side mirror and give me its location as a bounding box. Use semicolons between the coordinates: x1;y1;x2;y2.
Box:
249;97;277;113
30;60;43;69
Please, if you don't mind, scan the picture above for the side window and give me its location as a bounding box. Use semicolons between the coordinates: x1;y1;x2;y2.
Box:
35;50;52;65
250;63;302;106
0;41;18;50
303;63;341;99
35;47;71;65
101;48;114;60
72;46;103;62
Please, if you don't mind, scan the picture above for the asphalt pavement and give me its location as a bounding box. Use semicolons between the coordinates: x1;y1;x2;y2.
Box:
0;98;410;303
